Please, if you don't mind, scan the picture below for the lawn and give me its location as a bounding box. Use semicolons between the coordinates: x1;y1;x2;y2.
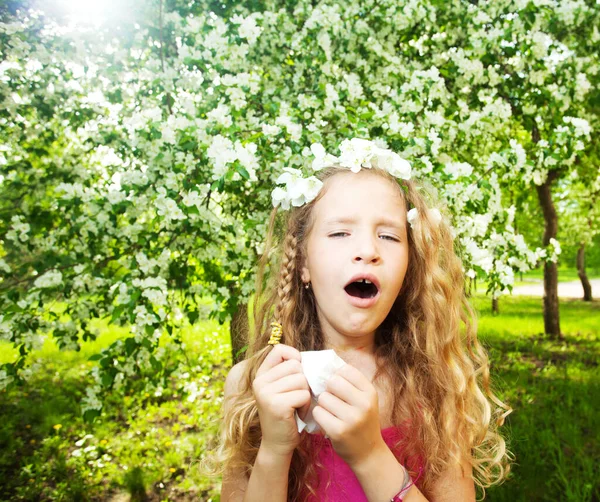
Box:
476;266;600;290
0;294;598;501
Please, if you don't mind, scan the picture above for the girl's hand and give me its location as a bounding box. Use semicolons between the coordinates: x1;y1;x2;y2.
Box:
252;344;312;457
312;364;386;468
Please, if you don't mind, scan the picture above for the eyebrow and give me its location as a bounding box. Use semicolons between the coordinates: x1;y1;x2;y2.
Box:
324;216;404;230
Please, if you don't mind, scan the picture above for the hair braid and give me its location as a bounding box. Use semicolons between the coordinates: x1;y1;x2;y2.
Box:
273;230;299;345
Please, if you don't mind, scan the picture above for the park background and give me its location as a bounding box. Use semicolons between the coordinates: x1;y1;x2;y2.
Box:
0;0;598;500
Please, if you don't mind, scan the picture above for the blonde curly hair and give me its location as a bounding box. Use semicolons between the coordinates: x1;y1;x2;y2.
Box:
206;166;513;501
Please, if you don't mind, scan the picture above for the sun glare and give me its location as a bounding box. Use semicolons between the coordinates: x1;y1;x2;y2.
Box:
39;0;122;27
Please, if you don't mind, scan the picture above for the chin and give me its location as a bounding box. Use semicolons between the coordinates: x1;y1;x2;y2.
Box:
343;316;382;335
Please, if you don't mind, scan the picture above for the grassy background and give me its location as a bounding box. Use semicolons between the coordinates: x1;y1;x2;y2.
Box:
0;289;598;501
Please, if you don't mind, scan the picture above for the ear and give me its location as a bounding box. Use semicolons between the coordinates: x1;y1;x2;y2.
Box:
300;255;310;284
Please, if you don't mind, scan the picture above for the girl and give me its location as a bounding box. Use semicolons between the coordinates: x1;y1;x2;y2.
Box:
212;139;512;501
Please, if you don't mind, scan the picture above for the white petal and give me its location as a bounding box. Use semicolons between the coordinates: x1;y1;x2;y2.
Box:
310;143;326;158
407;208;419;228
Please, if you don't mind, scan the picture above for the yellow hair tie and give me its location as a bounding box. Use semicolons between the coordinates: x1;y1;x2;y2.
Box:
268;321;283;345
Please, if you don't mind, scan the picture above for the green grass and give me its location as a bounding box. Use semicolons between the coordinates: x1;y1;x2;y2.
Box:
473;266;599;292
0;295;598;501
0;319;230;501
519;266;600;282
473;295;599;502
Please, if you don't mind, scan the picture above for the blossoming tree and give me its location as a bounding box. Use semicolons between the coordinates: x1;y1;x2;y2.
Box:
1;0;596;415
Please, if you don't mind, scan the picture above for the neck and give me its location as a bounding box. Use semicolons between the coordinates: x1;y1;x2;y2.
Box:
324;332;376;355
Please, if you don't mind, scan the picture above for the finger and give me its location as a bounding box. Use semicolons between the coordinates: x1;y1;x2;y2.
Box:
278;389;312;412
335;364;371;392
312;404;344;436
262;358;303;384
256;344;301;377
326;373;361;405
317;391;354;422
267;373;309;394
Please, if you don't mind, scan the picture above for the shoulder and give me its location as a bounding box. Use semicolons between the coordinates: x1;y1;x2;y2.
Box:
221;361;252;502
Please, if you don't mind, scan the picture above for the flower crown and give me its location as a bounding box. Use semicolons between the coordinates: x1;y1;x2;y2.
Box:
270;138;442;229
271;138;412;211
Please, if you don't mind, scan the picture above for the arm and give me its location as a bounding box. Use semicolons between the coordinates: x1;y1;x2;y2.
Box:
352;443;428;501
220;347;311;502
242;447;293;502
311;363;475;502
222;362;293;502
352;445;475;502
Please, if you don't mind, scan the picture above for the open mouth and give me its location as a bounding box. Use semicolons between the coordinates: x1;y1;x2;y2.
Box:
344;279;379;299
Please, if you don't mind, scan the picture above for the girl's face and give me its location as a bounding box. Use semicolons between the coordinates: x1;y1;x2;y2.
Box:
301;171;409;346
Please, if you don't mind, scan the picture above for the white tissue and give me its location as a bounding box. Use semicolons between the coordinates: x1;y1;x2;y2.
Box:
295;350;346;434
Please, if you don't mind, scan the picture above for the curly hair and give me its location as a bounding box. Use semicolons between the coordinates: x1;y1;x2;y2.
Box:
206;166;513;501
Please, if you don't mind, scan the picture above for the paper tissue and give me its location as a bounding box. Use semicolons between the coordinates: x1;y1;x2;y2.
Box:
295;349;346;434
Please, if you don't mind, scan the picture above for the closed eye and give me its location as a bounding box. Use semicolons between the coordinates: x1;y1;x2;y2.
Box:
329;232;399;242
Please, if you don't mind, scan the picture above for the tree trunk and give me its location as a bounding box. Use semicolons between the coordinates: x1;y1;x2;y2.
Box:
536;172;562;339
230;302;249;365
492;297;499;315
577;244;593;301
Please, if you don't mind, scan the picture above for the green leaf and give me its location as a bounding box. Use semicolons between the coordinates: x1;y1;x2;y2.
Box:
236;165;250;180
150;356;162;372
83;409;101;423
101;371;114;387
124;337;137;356
111;305;126;323
188;310;199;325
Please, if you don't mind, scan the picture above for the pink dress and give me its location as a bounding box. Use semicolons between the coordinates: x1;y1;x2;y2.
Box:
303;426;426;502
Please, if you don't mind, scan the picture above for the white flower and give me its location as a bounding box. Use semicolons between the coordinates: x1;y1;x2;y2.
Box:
407;208;442;229
563;116;591;137
235;15;261;44
548;238;562;262
335;138;412;179
338;138;378;172
272;168;323;210
310;143;339;171
6;215;30;243
262;123;281;136
407;208;419;228
34;269;63;289
0;258;11;274
133;305;157;327
107;190;125;205
142;288;167;306
371;149;411;180
81;386;103;414
274;139;413;211
444;162;473;179
115;283;131;305
207;135;237;178
207;103;233;128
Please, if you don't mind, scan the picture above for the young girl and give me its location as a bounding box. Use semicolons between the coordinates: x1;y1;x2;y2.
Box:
213;139;512;501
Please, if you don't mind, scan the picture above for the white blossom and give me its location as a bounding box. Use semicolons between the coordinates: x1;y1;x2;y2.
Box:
34;269;63;289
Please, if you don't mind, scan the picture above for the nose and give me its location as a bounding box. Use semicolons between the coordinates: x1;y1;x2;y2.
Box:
352;234;381;264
